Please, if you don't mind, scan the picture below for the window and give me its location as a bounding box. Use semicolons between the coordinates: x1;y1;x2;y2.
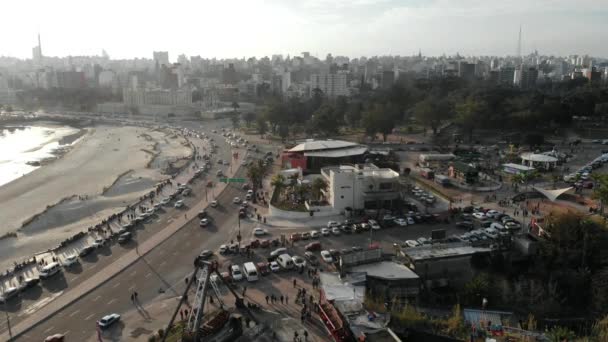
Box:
340;195;344;199
379;182;393;190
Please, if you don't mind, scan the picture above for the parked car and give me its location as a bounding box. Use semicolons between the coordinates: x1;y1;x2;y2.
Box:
0;286;20;303
200;218;209;227
404;240;420;248
257;262;270;276
310;230;320;238
368;220;381;230
292;255;307;268
305;242;321;251
62;255;79;267
327;221;339;228
304;252;319;266
331;227;341;235
301;232;311;240
198;210;207;218
118;232;132;244
253;227;267;236
219;244;228;254
394;218;408;227
320;250;333;263
456;221;474;230
174;200;184;208
321;228;330;236
269;261;280;272
199;250;213;259
210;200;218;207
78;246;96;257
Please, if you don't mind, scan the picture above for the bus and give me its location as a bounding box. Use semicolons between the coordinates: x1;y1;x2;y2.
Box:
243;262;259;282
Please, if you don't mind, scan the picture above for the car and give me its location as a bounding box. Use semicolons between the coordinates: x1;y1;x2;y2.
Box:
320;250;333;263
245;193;252;200
219;244;228;254
368;220;381;230
304;252;319;266
472;212;486;220
228;244;239;253
305;242;321;251
231;265;243;281
327;221;339;228
199;250;213;259
404;240;420;248
505;221;521;230
0;286;20;303
97;313;121;329
456;221;474;230
301;232;311;240
118;232;132;244
92;238;107;248
174;200;184;208
406;216;415;225
153;203;162;210
145;208;155;216
290;233;302;242
200;218;209;227
239;208;246;218
210;200;218;207
331;227;341;235
309;230;319;238
484;228;499;239
62;255;79;267
160;198;171;205
360;223;370;231
256;262;270;276
44;334;65;342
269;261;280;272
417;237;431;245
292;256;306;268
270;247;287;258
329;249;341;259
198;210;208;218
78;245;96;257
394;218;408;227
486;210;500;219
253;227;267;236
242;201;249;208
321;228;330;236
351;246;363;252
501;216;515;225
233;197;241;204
20;277;40;291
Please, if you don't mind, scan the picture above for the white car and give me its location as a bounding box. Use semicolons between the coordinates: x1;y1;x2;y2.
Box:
97;313;121;329
292;256;306;268
486;210;500;219
247;189;254;195
210;200;218;207
160;198;170;205
405;240;420;248
174;200;184;208
92;238;107;248
253;227;267;236
231;265;243;281
368;220;381;230
219;244;228;254
320;250;333;263
233;197;241;204
200;218;209;227
321;228;330;236
472;212;486;220
62;255;79;267
310;230;320;238
484;228;499;239
331;227;341;235
269;261;280;272
406;217;416;225
327;221;339;228
394;218;408;227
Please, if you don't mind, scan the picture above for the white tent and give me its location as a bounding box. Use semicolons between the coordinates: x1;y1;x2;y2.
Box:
533;186;573;202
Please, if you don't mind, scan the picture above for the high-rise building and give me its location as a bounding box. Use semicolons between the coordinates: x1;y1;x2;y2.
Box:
458;61;476;81
310;73;348;98
380;70;395;89
32;34;43;66
498;67;515;85
153;51;169;66
56;71;85;89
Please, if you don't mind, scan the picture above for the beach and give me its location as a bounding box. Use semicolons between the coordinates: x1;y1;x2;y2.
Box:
0;123;191;271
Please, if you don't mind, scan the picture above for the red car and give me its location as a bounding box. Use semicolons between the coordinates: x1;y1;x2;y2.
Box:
260;239;270;248
305;242;321;251
249;239;260;248
290;233;302;242
256;262;270;276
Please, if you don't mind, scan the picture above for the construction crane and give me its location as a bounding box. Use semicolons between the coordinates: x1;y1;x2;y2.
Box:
161;258;244;342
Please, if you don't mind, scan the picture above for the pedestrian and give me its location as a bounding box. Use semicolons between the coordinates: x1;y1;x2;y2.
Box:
180;311;184;321
266;295;269;304
302;288;306;296
134;291;138;301
280;295;284;304
304;330;309;341
285;295;289;305
131;293;134;302
185;277;189;285
242;286;247;296
309;295;313;305
293;278;297;288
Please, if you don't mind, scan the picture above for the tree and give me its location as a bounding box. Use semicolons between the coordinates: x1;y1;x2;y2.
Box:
345;101;363;128
311;104;341;136
246;160;266;201
278;124;289;141
592;174;608;215
231;101;240;112
455;97;486;142
414;96;451;134
546;326;576;342
231;115;240;129
361;104;398;141
256;116;267;136
311;177;328;201
242;112;256;127
271;174;286;201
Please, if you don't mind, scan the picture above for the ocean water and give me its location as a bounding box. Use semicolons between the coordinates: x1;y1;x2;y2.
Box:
0;125;81;187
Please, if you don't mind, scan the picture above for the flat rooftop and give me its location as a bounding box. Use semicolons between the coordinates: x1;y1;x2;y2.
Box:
349;261;419;280
404;243;491;262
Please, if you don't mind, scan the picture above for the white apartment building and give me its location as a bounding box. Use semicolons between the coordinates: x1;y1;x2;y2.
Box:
319;164;400;212
310;73;348;98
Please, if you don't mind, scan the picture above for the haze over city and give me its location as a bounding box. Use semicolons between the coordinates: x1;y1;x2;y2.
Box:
1;0;608;59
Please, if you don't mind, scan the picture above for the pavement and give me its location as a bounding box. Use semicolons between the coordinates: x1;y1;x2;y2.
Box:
0;122;254;341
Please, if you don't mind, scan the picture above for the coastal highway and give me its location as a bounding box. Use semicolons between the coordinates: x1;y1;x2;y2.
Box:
0;120;270;340
23;167;257;341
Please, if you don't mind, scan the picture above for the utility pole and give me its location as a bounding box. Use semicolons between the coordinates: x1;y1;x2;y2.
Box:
4;306;12;340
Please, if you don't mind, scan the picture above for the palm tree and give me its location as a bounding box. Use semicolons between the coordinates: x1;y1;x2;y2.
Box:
311;178;329;201
231;101;240;112
271;174;286;201
246;160;267;202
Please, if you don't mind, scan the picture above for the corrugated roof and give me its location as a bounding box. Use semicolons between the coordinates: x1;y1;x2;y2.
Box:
289;139;360;152
349;261;419;280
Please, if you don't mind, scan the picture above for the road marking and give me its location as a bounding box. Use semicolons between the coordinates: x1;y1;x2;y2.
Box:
88;263;97;270
145;272;152;278
68;309;80;318
71;275;80;282
85;313;95;320
112;282;121;288
43;326;54;333
19;291;63;316
129;270;137;277
92;295;101;302
107;298;117;305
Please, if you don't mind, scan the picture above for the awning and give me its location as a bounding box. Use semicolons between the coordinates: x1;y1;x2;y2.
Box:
533;186;573;202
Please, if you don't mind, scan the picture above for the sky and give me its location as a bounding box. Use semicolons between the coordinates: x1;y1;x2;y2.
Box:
1;0;607;60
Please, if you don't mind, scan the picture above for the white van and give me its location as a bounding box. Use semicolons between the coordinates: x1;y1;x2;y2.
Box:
277;254;294;270
243;262;259;282
39;262;62;279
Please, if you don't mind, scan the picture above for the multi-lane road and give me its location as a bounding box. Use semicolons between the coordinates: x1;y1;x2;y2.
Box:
0;118;269;341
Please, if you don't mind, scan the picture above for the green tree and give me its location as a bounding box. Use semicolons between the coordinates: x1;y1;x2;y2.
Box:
256;116;267;136
345;101;363;128
455;97;486;142
311;104;341;136
271;174;286;201
278;124;289;141
311;177;328;201
242;112;256;127
546;326;576;342
231;101;240;112
231;115;240;129
246;160;266;201
413;96;451;134
592;174;608;215
361;104;398;141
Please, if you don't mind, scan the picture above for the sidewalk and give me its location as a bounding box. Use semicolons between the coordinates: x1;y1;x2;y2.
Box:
0;149;245;342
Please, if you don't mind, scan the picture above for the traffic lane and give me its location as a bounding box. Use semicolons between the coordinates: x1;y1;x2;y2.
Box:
24;174;251;341
0;136;233;333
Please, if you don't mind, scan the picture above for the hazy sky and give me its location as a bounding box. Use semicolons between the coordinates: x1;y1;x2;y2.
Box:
1;0;607;60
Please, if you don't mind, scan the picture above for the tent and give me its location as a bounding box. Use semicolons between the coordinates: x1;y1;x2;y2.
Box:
533;186;573;202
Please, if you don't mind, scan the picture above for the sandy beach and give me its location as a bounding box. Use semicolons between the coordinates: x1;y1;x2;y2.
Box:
0;124;191;271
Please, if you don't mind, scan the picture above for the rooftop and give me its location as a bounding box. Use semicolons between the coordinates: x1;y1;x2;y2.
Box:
520;152;558;163
322;164;399;179
289;139;361;152
304;146;368;158
349;261;419;280
403;243;491;262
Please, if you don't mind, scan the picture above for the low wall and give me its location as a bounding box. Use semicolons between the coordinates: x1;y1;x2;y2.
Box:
268;202;339;219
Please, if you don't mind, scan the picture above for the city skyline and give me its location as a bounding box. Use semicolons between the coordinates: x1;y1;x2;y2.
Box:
1;0;607;60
